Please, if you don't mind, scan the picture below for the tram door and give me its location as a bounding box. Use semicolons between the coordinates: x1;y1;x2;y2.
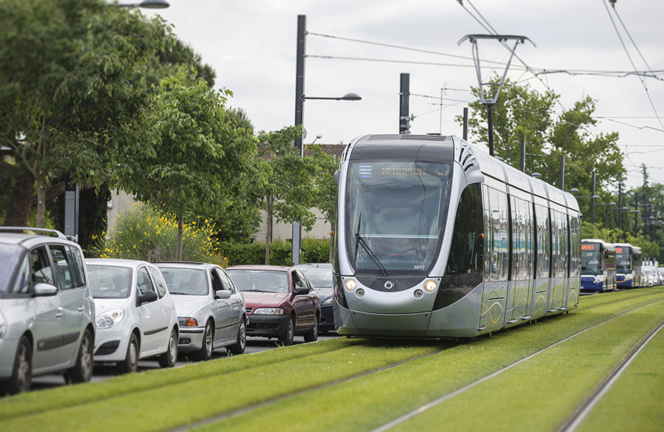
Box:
506;195;533;325
532;203;551;320
549;207;568;312
479;186;508;333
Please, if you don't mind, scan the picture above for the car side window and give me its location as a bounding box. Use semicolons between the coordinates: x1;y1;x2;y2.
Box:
13;254;31;294
49;245;76;291
66;246;86;288
216;269;236;294
137;267;156;296
31;246;54;286
148;267;168;297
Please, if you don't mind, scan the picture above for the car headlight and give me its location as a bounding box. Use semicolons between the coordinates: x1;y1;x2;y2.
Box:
253;308;284;315
96;309;124;329
322;297;333;306
178;317;199;327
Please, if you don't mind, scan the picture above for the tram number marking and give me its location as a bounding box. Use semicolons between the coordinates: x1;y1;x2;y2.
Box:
414;265;426;270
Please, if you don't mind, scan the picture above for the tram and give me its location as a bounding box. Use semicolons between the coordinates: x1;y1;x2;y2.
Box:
614;243;642;288
333;134;581;339
580;239;616;292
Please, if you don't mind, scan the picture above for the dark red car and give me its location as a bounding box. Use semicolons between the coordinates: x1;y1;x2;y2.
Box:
225;265;320;346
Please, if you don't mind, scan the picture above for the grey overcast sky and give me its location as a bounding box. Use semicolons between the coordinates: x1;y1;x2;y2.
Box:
137;0;664;190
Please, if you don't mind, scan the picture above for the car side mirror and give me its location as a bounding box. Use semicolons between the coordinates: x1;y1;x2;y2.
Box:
137;290;158;306
34;282;58;297
294;285;309;295
215;290;231;300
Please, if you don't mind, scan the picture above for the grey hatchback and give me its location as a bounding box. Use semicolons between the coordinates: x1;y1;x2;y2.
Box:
0;228;95;395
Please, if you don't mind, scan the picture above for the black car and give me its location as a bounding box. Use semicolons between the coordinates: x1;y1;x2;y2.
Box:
292;263;335;333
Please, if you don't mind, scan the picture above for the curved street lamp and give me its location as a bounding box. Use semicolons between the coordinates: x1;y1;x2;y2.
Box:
117;0;170;8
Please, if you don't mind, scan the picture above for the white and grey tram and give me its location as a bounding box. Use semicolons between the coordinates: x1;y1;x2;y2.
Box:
333;134;581;339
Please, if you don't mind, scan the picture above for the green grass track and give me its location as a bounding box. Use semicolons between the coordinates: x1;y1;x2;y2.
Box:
1;287;662;432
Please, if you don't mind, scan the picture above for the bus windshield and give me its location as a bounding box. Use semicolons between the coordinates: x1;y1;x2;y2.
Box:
615;247;631;274
581;245;602;276
345;161;452;275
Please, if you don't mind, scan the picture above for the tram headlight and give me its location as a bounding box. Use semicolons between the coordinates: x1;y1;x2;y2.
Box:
345;279;357;291
424;279;438;293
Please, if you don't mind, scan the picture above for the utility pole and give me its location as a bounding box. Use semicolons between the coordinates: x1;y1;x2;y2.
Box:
560;155;565;190
520;140;525;172
591;171;596;224
399;73;410;134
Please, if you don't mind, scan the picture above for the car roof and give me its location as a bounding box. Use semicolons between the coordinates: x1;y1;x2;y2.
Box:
226;265;291;272
293;263;332;268
86;258;154;269
0;232;80;249
154;262;219;271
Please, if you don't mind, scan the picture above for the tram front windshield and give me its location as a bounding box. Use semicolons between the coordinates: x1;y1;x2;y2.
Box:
581;244;602;275
615;247;631;274
345;161;452;275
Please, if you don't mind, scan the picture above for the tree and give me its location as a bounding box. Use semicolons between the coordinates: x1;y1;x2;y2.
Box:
256;126;326;264
459;77;625;197
307;145;339;262
119;72;256;260
0;0;179;227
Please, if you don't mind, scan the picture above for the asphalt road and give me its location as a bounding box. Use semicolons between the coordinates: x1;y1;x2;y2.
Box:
29;334;339;390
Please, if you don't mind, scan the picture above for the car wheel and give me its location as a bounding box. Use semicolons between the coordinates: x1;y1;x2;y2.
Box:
228;317;246;355
194;321;214;361
65;329;94;384
278;316;295;346
2;336;32;395
117;333;139;374
303;314;319;342
158;328;178;368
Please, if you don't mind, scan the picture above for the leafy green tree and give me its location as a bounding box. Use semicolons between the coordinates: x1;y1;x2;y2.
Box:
307;145;339;262
0;0;175;227
119;72;256;261
459;77;625;198
256;125;327;264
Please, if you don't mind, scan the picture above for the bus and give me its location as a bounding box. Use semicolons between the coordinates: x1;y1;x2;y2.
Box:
580;239;616;292
614;243;642;288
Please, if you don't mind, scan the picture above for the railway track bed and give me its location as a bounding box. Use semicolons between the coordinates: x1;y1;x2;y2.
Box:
1;287;663;432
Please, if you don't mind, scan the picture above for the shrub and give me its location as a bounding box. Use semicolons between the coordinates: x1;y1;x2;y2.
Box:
88;204;221;263
219;238;331;266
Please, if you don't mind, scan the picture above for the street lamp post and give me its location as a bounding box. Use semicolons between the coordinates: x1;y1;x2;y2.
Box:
595;202;616;228
570;190;600;223
292;14;361;265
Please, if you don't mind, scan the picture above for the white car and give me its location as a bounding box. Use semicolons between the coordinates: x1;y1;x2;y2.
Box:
0;228;95;395
86;259;179;373
155;263;246;360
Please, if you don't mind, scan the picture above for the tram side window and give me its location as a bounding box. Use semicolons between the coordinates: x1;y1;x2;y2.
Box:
511;197;533;280
551;210;567;278
447;184;483;276
569;215;581;278
535;204;550;279
486;187;508;281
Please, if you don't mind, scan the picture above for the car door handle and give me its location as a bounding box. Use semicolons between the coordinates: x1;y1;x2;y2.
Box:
56;307;64;318
78;305;86;312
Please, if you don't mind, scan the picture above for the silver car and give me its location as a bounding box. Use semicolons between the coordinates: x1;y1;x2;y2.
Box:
156;262;247;360
87;259;180;373
0;228;95;395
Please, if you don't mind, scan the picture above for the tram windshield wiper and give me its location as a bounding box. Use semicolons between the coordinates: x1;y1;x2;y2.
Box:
354;213;389;276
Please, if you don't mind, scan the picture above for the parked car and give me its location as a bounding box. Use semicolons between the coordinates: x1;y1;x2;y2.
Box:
225;265;320;346
642;268;655;287
292;263;335;333
658;268;664;286
155;262;246;359
0;228;95;395
86;259;179;373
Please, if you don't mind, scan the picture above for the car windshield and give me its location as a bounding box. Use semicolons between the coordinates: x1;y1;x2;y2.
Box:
158;268;208;296
0;244;23;293
88;265;132;298
297;266;333;289
226;270;289;294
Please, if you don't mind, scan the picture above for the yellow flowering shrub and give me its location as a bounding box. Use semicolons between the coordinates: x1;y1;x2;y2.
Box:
88;204;224;263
